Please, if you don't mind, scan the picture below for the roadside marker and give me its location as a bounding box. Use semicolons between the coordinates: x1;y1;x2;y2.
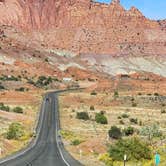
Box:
155;152;160;166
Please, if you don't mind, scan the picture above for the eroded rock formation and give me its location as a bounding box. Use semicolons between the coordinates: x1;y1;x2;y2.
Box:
0;0;165;55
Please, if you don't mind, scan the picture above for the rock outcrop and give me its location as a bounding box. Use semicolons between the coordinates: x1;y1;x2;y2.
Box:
0;0;165;55
0;0;161;30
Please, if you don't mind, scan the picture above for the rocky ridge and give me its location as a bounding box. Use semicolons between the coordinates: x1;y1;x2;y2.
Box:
0;0;165;56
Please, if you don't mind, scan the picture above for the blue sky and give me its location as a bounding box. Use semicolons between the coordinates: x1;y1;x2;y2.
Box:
96;0;166;20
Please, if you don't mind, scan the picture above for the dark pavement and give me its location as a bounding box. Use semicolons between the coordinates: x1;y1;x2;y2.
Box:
0;92;82;166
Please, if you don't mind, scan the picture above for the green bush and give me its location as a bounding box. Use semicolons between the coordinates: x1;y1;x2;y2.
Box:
71;139;82;146
33;76;53;88
161;109;166;114
15;87;28;92
132;102;137;107
123;126;134;136
119;120;124;125
95;113;108;124
99;153;113;166
0;103;10;112
108;126;122;139
76;112;89;120
90;105;95;111
7;122;24;140
121;113;129;118
12;107;23;114
108;138;152;161
44;58;49;62
0;75;20;81
90;91;97;95
130;118;138;124
113;91;119;99
0;84;5;90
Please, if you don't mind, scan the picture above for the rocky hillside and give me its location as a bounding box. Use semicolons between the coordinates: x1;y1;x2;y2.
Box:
0;0;165;55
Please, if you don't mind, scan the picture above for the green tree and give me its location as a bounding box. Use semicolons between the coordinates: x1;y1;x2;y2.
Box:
108;126;122;139
108;138;152;161
7;122;24;140
95;113;108;124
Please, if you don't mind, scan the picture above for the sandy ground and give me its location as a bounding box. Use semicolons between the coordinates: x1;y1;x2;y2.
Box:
59;91;166;166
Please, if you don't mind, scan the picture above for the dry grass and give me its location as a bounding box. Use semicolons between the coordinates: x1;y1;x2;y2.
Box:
59;91;166;166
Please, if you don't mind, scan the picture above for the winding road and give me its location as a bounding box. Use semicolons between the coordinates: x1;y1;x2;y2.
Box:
0;91;82;166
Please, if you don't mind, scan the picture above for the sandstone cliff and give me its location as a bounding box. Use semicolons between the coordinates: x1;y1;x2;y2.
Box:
0;0;165;55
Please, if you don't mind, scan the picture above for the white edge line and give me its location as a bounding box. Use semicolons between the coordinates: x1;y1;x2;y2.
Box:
55;95;71;166
0;99;46;164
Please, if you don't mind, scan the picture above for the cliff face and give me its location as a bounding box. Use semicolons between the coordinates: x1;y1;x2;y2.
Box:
0;0;160;29
0;0;165;55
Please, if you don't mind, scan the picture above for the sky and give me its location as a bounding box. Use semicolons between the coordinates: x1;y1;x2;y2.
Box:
96;0;166;20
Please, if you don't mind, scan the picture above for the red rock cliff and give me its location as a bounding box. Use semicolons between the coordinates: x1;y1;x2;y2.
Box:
0;0;165;55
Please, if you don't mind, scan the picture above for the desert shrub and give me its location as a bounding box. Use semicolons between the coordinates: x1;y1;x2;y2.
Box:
119;120;124;125
33;76;53;87
154;93;159;96
138;92;142;96
161;109;166;114
161;103;165;107
108;126;122;139
108;138;152;161
44;58;49;62
7;122;24;140
121;113;129;118
99;153;113;166
0;103;10;112
113;91;119;99
71;139;82;146
15;87;28;92
90;91;97;95
140;124;162;140
95;113;108;124
76;112;89;120
139;120;143;126
12;107;23;114
90;105;95;111
0;84;5;90
132;102;137;107
130;118;138;124
117;116;122;119
131;97;135;101
123;126;134;136
0;75;20;81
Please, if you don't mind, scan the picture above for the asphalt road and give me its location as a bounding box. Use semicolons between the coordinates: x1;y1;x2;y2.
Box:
0;92;82;166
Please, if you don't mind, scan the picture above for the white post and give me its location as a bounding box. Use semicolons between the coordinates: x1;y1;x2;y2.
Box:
124;154;127;166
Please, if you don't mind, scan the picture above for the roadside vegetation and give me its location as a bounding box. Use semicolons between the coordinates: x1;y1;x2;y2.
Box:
0;103;24;114
7;122;24;140
59;91;166;166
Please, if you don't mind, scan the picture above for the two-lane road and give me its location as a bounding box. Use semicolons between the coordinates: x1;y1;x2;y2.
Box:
0;92;82;166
